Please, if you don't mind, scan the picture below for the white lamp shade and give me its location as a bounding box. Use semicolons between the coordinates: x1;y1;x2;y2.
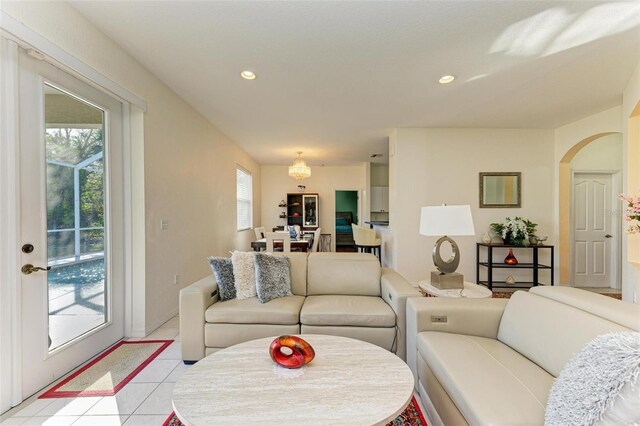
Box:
419;205;475;236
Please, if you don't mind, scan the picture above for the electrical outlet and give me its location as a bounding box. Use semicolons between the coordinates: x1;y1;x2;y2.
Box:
160;219;169;230
174;274;179;285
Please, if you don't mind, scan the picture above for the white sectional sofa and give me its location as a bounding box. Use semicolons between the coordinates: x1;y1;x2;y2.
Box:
406;286;640;425
180;252;420;363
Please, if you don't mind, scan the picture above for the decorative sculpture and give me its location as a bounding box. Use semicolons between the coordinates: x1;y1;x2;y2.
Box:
269;335;315;369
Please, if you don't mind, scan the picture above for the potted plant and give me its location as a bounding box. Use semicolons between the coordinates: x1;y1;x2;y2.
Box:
490;217;537;246
619;194;640;234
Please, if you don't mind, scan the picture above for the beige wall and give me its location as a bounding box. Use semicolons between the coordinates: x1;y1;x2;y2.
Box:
370;164;389;186
390;128;555;284
622;60;640;303
2;2;262;333
261;165;367;251
570;134;623;171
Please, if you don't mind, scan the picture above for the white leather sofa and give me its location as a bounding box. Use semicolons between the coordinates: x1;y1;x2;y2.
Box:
406;286;640;425
180;252;420;363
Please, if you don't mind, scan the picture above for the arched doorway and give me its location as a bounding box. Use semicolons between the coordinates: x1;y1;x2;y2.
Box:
559;132;623;287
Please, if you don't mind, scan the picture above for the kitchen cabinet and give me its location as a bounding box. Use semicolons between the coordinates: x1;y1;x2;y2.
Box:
370;186;389;212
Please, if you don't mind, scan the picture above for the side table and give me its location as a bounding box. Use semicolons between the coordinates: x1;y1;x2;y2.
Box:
418;281;492;298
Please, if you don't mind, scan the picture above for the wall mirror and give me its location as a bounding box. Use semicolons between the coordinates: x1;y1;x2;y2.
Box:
479;172;521;208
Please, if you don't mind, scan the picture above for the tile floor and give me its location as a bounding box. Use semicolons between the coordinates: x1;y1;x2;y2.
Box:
0;316;184;426
2;315;427;425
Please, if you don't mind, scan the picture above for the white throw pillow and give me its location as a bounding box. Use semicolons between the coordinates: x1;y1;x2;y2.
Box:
544;331;640;426
231;251;256;300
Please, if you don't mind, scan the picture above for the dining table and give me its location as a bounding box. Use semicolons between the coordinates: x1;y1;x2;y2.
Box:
250;234;313;252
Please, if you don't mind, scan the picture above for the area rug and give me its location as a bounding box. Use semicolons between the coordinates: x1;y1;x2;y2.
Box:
39;340;173;398
163;395;427;425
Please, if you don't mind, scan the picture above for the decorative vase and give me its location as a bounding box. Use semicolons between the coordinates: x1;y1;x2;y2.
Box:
482;232;492;244
269;335;315;369
506;275;516;285
504;248;518;265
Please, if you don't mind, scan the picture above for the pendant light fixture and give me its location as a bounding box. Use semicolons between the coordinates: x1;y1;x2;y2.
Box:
288;151;311;180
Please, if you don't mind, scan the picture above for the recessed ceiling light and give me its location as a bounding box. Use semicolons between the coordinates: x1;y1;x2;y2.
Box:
240;70;256;80
438;75;455;84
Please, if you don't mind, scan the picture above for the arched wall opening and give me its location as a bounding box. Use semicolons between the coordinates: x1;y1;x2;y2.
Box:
558;132;623;285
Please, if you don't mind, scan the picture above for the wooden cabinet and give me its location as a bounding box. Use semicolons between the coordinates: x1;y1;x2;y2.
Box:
370;186;389;212
286;193;319;229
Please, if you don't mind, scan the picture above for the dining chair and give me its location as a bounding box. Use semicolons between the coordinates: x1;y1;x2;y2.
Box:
265;232;291;252
310;228;322;252
352;224;382;263
254;227;266;240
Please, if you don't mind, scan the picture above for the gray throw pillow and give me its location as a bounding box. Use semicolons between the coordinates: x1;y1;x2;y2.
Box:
254;253;292;303
207;256;236;301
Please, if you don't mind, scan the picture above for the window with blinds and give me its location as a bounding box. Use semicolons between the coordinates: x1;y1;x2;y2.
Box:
236;167;252;231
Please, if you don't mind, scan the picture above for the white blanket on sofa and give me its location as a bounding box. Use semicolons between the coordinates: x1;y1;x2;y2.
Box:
544;331;640;426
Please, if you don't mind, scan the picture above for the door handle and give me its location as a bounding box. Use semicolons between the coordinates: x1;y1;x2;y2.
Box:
604;234;612;238
21;264;51;275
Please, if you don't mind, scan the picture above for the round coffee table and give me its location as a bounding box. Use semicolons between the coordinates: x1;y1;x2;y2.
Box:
418;280;493;298
172;335;415;425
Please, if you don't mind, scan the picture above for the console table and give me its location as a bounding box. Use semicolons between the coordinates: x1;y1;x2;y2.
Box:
476;243;554;290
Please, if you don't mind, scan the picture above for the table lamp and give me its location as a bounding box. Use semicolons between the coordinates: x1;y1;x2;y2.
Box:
419;205;475;289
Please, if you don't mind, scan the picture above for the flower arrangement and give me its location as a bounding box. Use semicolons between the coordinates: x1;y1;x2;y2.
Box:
619;194;640;234
490;217;537;246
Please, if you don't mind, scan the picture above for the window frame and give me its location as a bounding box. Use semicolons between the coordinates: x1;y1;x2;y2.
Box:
236;166;253;231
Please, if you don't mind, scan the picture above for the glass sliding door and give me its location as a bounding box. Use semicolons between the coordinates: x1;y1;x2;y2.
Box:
18;47;124;399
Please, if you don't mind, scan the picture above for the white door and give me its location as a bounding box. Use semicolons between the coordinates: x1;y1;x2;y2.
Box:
18;48;125;398
572;173;614;287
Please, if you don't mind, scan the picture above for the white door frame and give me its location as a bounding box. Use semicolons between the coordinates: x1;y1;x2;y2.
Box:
570;170;622;289
0;37;24;411
0;32;137;412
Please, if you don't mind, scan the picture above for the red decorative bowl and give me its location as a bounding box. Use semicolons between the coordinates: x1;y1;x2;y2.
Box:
269;336;315;369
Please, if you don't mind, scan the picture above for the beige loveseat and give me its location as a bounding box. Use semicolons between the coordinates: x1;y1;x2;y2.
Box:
406;286;640;425
180;252;420;363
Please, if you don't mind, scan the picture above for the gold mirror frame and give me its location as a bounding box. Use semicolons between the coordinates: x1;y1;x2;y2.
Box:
479;172;521;208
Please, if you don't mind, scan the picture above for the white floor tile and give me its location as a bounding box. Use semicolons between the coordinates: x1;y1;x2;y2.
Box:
164;363;190;383
155;342;181;360
0;417;28;425
10;399;56;418
84;384;159;416
71;415;128;426
130;360;179;383
142;328;178;341
132;383;174;415
173;333;180;342
21;416;78;426
122;415;168;426
34;398;101;417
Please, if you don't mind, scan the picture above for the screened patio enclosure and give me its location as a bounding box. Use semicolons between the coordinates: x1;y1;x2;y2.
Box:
45;85;107;350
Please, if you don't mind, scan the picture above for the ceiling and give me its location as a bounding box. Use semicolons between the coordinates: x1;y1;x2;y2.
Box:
69;1;640;166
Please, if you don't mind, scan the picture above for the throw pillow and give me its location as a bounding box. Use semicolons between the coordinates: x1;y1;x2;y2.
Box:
207;256;236;301
231;251;257;300
336;217;349;226
544;331;640;426
254;252;292;303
